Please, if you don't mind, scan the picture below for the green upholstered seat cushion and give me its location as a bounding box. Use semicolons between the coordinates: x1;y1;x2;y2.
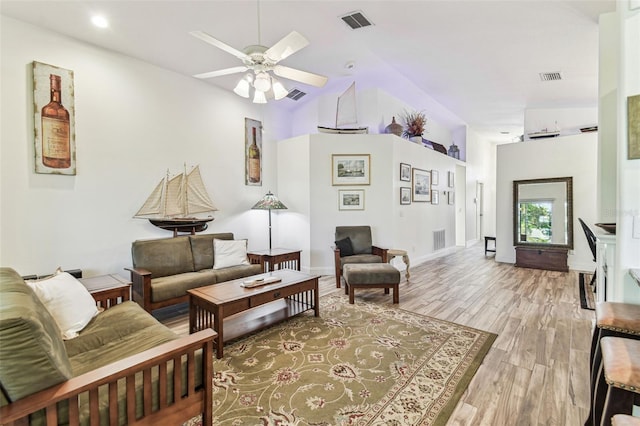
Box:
65;301;178;368
0;267;73;403
189;233;234;271
131;236;195;278
150;264;262;303
335;226;373;255
343;263;401;285
340;254;383;270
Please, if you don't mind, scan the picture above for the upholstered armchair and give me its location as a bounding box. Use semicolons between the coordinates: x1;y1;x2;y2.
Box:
333;226;388;288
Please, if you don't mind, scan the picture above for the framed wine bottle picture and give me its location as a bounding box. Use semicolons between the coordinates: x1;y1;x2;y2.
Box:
245;117;262;186
33;61;76;175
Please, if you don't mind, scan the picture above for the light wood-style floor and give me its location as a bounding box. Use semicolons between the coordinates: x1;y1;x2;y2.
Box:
161;244;595;425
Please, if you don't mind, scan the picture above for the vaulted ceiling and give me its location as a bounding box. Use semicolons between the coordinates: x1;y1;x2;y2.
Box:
1;0;616;142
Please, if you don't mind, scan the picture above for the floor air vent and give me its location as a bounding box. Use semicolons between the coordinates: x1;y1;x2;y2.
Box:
539;72;562;81
433;229;446;251
340;11;373;30
286;88;306;101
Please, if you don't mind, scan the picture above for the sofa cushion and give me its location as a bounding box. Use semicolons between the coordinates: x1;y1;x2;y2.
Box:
0;267;73;403
150;271;219;303
335;226;373;255
335;237;354;257
340;254;383;270
208;263;262;284
213;239;250;270
26;272;99;339
132;236;195;278
189;233;234;271
66;301;178;375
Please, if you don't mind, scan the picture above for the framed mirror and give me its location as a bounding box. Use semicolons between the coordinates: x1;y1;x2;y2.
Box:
513;177;573;249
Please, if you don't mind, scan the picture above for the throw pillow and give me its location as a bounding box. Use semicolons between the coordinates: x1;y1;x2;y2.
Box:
213;239;250;270
26;272;99;340
335;237;354;256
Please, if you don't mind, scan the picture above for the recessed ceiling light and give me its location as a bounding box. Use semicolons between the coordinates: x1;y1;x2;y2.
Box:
91;15;109;28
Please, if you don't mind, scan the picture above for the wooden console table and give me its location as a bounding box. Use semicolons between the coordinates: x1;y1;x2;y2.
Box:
248;248;301;272
515;246;568;272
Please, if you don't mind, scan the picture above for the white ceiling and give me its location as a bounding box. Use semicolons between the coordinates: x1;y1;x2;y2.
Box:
1;0;616;143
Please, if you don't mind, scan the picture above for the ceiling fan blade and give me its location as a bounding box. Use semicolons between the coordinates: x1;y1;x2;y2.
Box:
273;65;328;87
190;30;251;61
265;31;309;63
193;66;248;79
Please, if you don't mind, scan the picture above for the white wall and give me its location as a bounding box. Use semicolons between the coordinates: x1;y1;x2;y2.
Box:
613;4;640;303
495;133;598;271
524;107;598;139
278;134;460;275
0;16;288;276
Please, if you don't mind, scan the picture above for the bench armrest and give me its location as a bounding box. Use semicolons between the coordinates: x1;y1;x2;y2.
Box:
125;267;153;312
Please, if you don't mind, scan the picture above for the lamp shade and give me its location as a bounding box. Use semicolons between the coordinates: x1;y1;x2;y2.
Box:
253;72;271;92
251;191;288;210
271;77;288;100
233;78;250;98
253;90;267;104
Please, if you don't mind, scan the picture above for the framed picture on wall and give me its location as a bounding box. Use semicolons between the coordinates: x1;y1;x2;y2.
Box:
400;163;411;182
338;189;365;210
432;190;439;205
332;154;370;185
448;191;455;205
400;187;411;205
431;170;439;186
245;118;262;186
33;61;76;175
448;171;455;188
412;168;431;202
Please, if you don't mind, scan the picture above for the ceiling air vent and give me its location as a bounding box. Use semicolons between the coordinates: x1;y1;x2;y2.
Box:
286;88;306;101
340;11;373;30
539;72;563;81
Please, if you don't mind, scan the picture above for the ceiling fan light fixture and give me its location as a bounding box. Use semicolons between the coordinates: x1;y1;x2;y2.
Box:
253;90;267;104
253;72;271;92
233;78;251;98
271;77;288;100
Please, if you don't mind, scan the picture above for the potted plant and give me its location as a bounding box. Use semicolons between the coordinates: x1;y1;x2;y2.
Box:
400;110;427;142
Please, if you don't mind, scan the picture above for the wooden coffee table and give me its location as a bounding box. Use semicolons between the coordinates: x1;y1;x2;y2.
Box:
188;269;319;358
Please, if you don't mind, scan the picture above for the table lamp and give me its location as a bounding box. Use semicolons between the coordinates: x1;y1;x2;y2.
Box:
251;191;288;250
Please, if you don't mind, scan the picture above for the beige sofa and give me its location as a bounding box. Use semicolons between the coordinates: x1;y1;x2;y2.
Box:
0;267;215;425
127;233;263;313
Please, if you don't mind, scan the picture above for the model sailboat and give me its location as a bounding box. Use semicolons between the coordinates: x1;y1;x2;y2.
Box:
318;82;368;134
134;165;218;236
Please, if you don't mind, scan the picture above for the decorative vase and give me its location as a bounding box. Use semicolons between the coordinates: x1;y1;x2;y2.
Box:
385;116;403;137
410;135;423;144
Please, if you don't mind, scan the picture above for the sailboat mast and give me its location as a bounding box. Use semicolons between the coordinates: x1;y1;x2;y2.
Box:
162;169;169;217
183;163;189;216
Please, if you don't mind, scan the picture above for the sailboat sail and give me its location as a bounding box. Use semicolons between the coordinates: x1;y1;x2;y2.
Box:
318;81;368;134
336;82;358;128
134;165;217;219
185;165;217;214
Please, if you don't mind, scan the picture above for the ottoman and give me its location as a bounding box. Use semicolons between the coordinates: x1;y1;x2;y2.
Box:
343;263;401;304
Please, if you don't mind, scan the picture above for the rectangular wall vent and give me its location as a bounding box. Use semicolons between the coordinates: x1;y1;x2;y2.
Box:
433;229;446;251
286;88;306;101
539;72;562;81
340;11;373;30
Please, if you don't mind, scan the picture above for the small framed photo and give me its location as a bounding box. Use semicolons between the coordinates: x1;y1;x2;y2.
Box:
448;171;455;188
338;189;365;210
412;168;431;202
448;191;455;205
332;154;370;185
431;190;439;205
400;187;411;205
400;163;411;182
431;170;439;186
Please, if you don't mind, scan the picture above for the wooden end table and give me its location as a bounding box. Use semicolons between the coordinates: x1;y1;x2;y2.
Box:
79;274;131;310
248;248;301;272
188;269;319;358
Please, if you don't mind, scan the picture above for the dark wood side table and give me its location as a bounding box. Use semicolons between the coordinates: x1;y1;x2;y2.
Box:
79;274;131;310
248;248;301;272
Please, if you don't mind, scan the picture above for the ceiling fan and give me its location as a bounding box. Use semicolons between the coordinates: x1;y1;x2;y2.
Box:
190;28;328;102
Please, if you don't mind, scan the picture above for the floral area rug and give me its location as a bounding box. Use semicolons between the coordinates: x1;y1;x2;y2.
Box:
190;294;496;426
